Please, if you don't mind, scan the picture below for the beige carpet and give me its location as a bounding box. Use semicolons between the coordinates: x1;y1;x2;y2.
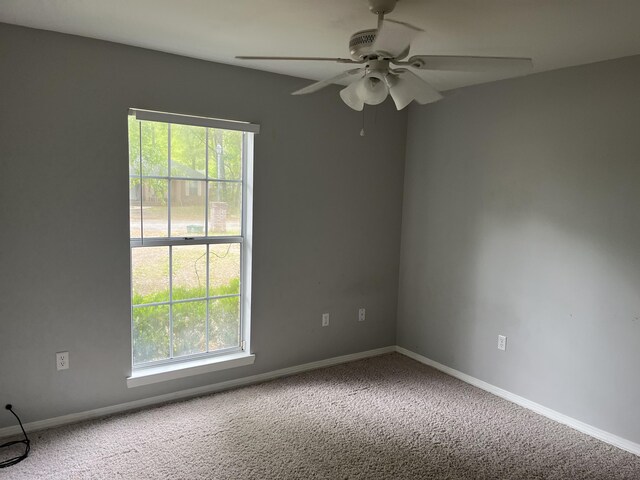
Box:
2;353;639;479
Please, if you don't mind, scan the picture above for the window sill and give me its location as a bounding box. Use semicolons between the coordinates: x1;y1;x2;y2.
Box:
127;352;255;388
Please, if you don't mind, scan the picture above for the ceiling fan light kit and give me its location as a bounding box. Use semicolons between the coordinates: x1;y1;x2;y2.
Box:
237;0;533;112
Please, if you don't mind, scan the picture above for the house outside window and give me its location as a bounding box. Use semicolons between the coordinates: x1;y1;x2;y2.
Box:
127;109;258;386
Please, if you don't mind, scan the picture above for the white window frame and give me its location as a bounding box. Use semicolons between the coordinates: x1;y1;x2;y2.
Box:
127;109;259;387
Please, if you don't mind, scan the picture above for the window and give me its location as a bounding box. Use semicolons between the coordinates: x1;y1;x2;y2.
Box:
127;109;258;385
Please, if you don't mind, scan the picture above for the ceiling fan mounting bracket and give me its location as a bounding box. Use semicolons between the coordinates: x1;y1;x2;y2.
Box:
368;0;398;15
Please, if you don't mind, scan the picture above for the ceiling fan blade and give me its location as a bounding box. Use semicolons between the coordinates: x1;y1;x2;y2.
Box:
236;56;360;64
405;55;533;72
292;69;363;96
387;69;443;109
339;80;365;111
372;19;423;58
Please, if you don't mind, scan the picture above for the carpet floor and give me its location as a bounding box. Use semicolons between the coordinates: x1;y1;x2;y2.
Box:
1;353;639;479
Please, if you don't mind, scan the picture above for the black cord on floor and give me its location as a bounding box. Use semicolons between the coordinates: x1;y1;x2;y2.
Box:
0;404;30;468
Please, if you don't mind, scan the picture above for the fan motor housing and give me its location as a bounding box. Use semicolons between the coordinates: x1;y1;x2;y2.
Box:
349;29;377;60
349;29;409;61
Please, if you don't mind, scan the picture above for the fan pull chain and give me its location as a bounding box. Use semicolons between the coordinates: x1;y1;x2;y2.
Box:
360;107;366;136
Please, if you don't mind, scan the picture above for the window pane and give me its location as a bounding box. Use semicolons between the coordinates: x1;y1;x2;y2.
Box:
173;300;207;357
133;304;169;365
170;124;206;178
207;182;241;236
129;178;141;239
172;245;207;301
209;296;240;351
209;243;241;297
208;129;243;181
141;121;169;176
170;179;206;237
142;179;168;238
130;113;251;369
128;117;141;176
131;247;169;305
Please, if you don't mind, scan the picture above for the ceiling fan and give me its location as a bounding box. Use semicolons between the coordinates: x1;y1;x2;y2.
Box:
236;0;533;111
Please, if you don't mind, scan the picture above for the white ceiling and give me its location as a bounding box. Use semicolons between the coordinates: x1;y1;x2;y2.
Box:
2;0;640;91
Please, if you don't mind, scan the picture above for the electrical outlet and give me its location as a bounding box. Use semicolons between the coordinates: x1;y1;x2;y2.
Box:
322;313;330;327
497;335;507;351
358;308;366;322
56;351;69;370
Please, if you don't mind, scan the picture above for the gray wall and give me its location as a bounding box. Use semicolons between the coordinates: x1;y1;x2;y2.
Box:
398;55;640;443
0;23;406;428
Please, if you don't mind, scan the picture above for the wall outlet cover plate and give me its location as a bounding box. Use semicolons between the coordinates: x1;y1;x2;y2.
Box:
56;351;69;370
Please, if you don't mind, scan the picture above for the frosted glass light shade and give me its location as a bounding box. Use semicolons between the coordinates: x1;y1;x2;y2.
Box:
386;70;444;110
358;76;389;105
340;81;365;111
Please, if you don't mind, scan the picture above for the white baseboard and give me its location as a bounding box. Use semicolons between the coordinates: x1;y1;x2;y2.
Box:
0;346;395;439
3;344;638;458
395;345;640;457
